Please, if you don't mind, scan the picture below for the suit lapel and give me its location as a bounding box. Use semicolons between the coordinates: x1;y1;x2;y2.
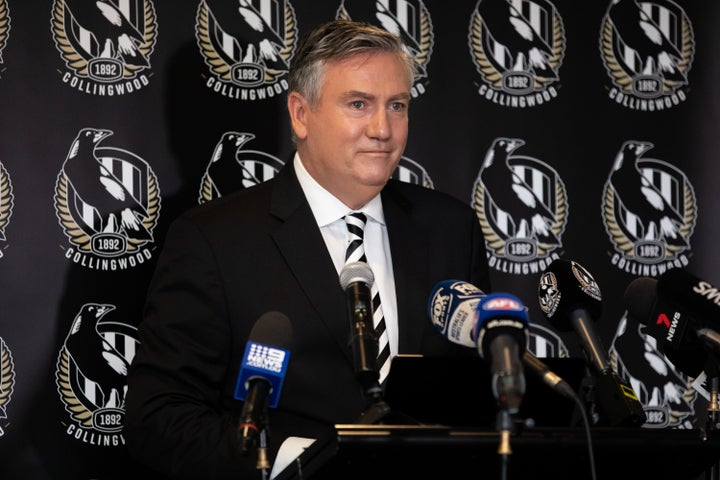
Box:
269;165;353;362
383;182;430;353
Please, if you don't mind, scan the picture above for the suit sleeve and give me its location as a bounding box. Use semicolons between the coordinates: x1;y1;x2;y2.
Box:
123;216;255;480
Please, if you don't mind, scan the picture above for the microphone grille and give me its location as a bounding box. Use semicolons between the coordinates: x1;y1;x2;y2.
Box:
339;261;374;289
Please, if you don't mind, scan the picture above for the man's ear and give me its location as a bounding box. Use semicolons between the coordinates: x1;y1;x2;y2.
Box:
287;92;308;140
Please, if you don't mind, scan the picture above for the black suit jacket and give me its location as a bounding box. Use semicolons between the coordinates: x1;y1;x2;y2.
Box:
124;162;491;479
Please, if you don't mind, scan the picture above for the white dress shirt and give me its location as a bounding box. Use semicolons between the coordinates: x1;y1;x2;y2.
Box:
293;153;398;359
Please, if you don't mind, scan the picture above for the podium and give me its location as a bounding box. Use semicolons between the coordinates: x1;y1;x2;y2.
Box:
274;424;720;480
274;355;720;479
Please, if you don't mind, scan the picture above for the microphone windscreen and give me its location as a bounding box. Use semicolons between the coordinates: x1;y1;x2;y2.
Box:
658;268;720;323
339;261;374;289
249;311;293;349
235;312;293;407
428;279;485;348
474;292;529;358
539;258;602;331
623;277;658;325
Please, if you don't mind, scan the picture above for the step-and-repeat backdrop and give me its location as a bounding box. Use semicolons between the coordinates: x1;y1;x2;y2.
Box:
1;0;718;478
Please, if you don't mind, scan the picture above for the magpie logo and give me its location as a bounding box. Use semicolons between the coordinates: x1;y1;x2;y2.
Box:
601;140;696;276
337;0;434;99
0;0;10;74
472;137;566;274
54;128;160;270
599;0;694;111
198;132;284;204
0;336;15;437
51;0;158;95
0;160;13;259
55;303;137;445
468;0;565;107
196;0;297;100
609;313;697;428
392;156;434;189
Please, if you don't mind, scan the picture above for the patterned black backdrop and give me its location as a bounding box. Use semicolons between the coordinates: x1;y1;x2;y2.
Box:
1;0;719;478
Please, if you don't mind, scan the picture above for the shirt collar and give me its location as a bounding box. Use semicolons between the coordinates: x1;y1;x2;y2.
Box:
294;153;386;227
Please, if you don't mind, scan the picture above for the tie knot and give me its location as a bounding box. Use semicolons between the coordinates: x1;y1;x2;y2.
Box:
344;212;367;264
345;212;367;229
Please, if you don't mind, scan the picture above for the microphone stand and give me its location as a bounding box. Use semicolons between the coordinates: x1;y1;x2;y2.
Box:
496;409;514;480
256;427;270;480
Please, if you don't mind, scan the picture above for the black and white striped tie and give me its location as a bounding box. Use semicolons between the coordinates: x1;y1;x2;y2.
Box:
344;212;391;385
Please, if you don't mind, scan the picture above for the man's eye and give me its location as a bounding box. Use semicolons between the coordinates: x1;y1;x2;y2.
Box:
390;102;406;112
351;100;364;109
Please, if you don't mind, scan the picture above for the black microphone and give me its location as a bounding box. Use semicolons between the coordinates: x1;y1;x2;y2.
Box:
539;258;646;426
339;261;381;399
233;311;292;454
624;270;720;376
522;351;577;400
474;292;530;414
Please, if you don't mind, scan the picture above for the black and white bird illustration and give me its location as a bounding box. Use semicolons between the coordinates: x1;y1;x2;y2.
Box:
607;0;686;82
341;0;423;57
609;140;687;247
481;137;559;244
62;128;152;241
206;132;257;196
64;303;128;408
205;0;288;71
477;0;558;80
611;316;693;424
64;0;149;67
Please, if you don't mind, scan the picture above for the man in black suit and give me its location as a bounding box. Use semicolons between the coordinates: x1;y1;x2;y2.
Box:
124;19;490;479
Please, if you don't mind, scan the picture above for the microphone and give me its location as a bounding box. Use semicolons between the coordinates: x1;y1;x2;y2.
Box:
428;279;487;348
428;279;576;400
522;351;577;400
474;292;529;414
339;261;381;399
624;270;719;377
539;258;646;426
234;311;292;454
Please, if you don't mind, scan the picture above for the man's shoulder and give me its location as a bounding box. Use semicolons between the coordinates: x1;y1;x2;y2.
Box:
385;179;472;211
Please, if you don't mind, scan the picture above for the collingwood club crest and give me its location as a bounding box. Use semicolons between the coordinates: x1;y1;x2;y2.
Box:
392;156;434;189
599;0;694;111
0;0;10;73
55;303;137;445
472;137;567;274
601;140;696;276
55;128;160;270
469;0;565;107
609;313;697;428
0;160;13;259
0;336;15;437
51;0;158;96
337;0;434;99
198;131;284;203
196;0;297;100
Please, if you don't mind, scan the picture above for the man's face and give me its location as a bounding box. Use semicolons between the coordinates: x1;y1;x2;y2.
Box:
290;52;411;208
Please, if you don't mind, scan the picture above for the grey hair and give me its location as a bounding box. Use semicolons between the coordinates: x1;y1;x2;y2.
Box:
288;19;418;109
